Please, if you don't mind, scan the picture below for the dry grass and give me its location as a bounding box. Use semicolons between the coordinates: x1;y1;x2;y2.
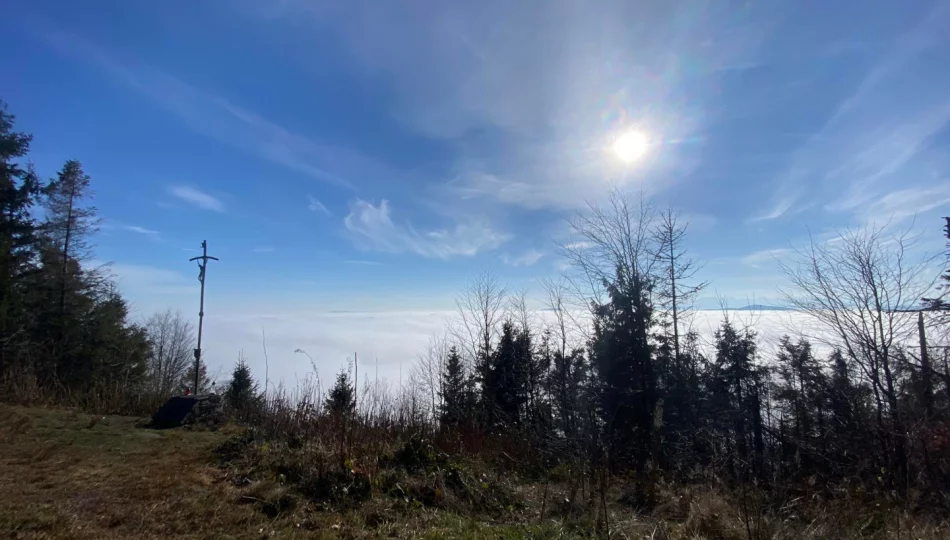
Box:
1;404;947;539
0;405;289;539
0;405;568;539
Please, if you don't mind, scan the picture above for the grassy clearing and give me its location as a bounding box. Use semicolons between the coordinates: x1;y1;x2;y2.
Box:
1;405;947;539
0;405;248;539
0;405;565;539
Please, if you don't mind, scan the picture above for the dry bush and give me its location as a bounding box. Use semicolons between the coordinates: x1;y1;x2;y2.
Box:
240;479;298;517
1;370;166;417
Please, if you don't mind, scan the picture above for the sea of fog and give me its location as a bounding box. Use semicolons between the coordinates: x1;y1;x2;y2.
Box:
194;307;892;394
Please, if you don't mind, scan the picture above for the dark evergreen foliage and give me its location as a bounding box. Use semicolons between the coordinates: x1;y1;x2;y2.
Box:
226;357;262;419
0;102;40;378
588;264;656;472
0;102;148;398
325;368;356;416
439;346;470;427
923;217;949;310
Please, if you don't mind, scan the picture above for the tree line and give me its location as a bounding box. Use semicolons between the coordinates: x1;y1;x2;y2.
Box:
397;196;950;502
0;101;207;411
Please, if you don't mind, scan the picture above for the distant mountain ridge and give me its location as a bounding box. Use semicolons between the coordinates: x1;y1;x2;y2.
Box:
733;304;795;312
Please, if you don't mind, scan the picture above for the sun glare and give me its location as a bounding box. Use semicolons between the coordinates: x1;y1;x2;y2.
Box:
612;130;648;163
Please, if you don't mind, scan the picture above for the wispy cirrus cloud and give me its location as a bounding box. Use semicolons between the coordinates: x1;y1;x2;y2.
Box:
344;199;509;259
752;4;950;223
240;1;778;210
34;24;400;192
307;195;331;215
169;185;224;212
123;225;160;237
501;249;544;267
748;192;805;223
741;247;794;268
863;184;950;225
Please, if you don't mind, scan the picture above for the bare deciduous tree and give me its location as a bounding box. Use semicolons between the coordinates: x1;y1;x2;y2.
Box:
452;270;507;368
561;189;661;314
144;309;195;398
652;208;708;363
410;332;450;420
541;277;572;360
779;224;940;489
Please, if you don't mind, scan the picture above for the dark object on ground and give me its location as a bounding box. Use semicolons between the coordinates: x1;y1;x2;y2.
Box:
184;393;224;430
149;394;221;429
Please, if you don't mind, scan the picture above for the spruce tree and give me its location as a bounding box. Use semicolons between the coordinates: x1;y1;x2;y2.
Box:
439;346;469;428
923;217;949;310
546;346;587;441
325;368;355;415
589;265;656;472
489;320;525;427
825;349;872;476
226;357;261;419
0;102;40;376
774;336;826;476
711;319;765;481
42;160;98;316
80;284;149;390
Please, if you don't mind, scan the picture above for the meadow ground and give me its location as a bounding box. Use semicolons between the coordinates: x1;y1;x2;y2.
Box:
1;404;946;539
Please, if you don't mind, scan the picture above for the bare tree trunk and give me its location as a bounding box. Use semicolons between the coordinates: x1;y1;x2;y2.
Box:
652;209;707;367
918;311;934;418
59;188;74;317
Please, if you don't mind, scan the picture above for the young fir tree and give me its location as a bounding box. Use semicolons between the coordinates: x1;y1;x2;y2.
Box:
182;360;210;395
439;346;469;428
545;346;587;441
923;217;949;310
711;319;765;482
488;320;526;427
522;326;550;432
325;368;356;416
825;349;871;475
226;356;261;419
774;336;827;476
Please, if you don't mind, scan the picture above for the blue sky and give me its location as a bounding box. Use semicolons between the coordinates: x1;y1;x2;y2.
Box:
2;1;949;383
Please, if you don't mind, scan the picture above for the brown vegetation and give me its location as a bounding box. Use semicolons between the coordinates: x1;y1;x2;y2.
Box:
2;404;948;539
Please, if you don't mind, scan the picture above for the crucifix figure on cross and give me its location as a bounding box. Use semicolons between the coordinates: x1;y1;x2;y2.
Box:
188;240;219;395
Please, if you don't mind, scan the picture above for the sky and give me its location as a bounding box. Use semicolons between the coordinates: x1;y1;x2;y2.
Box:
2;1;949;388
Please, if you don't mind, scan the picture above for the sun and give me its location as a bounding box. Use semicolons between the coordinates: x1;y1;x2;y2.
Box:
612;130;649;163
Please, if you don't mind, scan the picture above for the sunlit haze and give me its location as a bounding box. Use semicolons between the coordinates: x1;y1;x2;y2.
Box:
612;130;649;163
